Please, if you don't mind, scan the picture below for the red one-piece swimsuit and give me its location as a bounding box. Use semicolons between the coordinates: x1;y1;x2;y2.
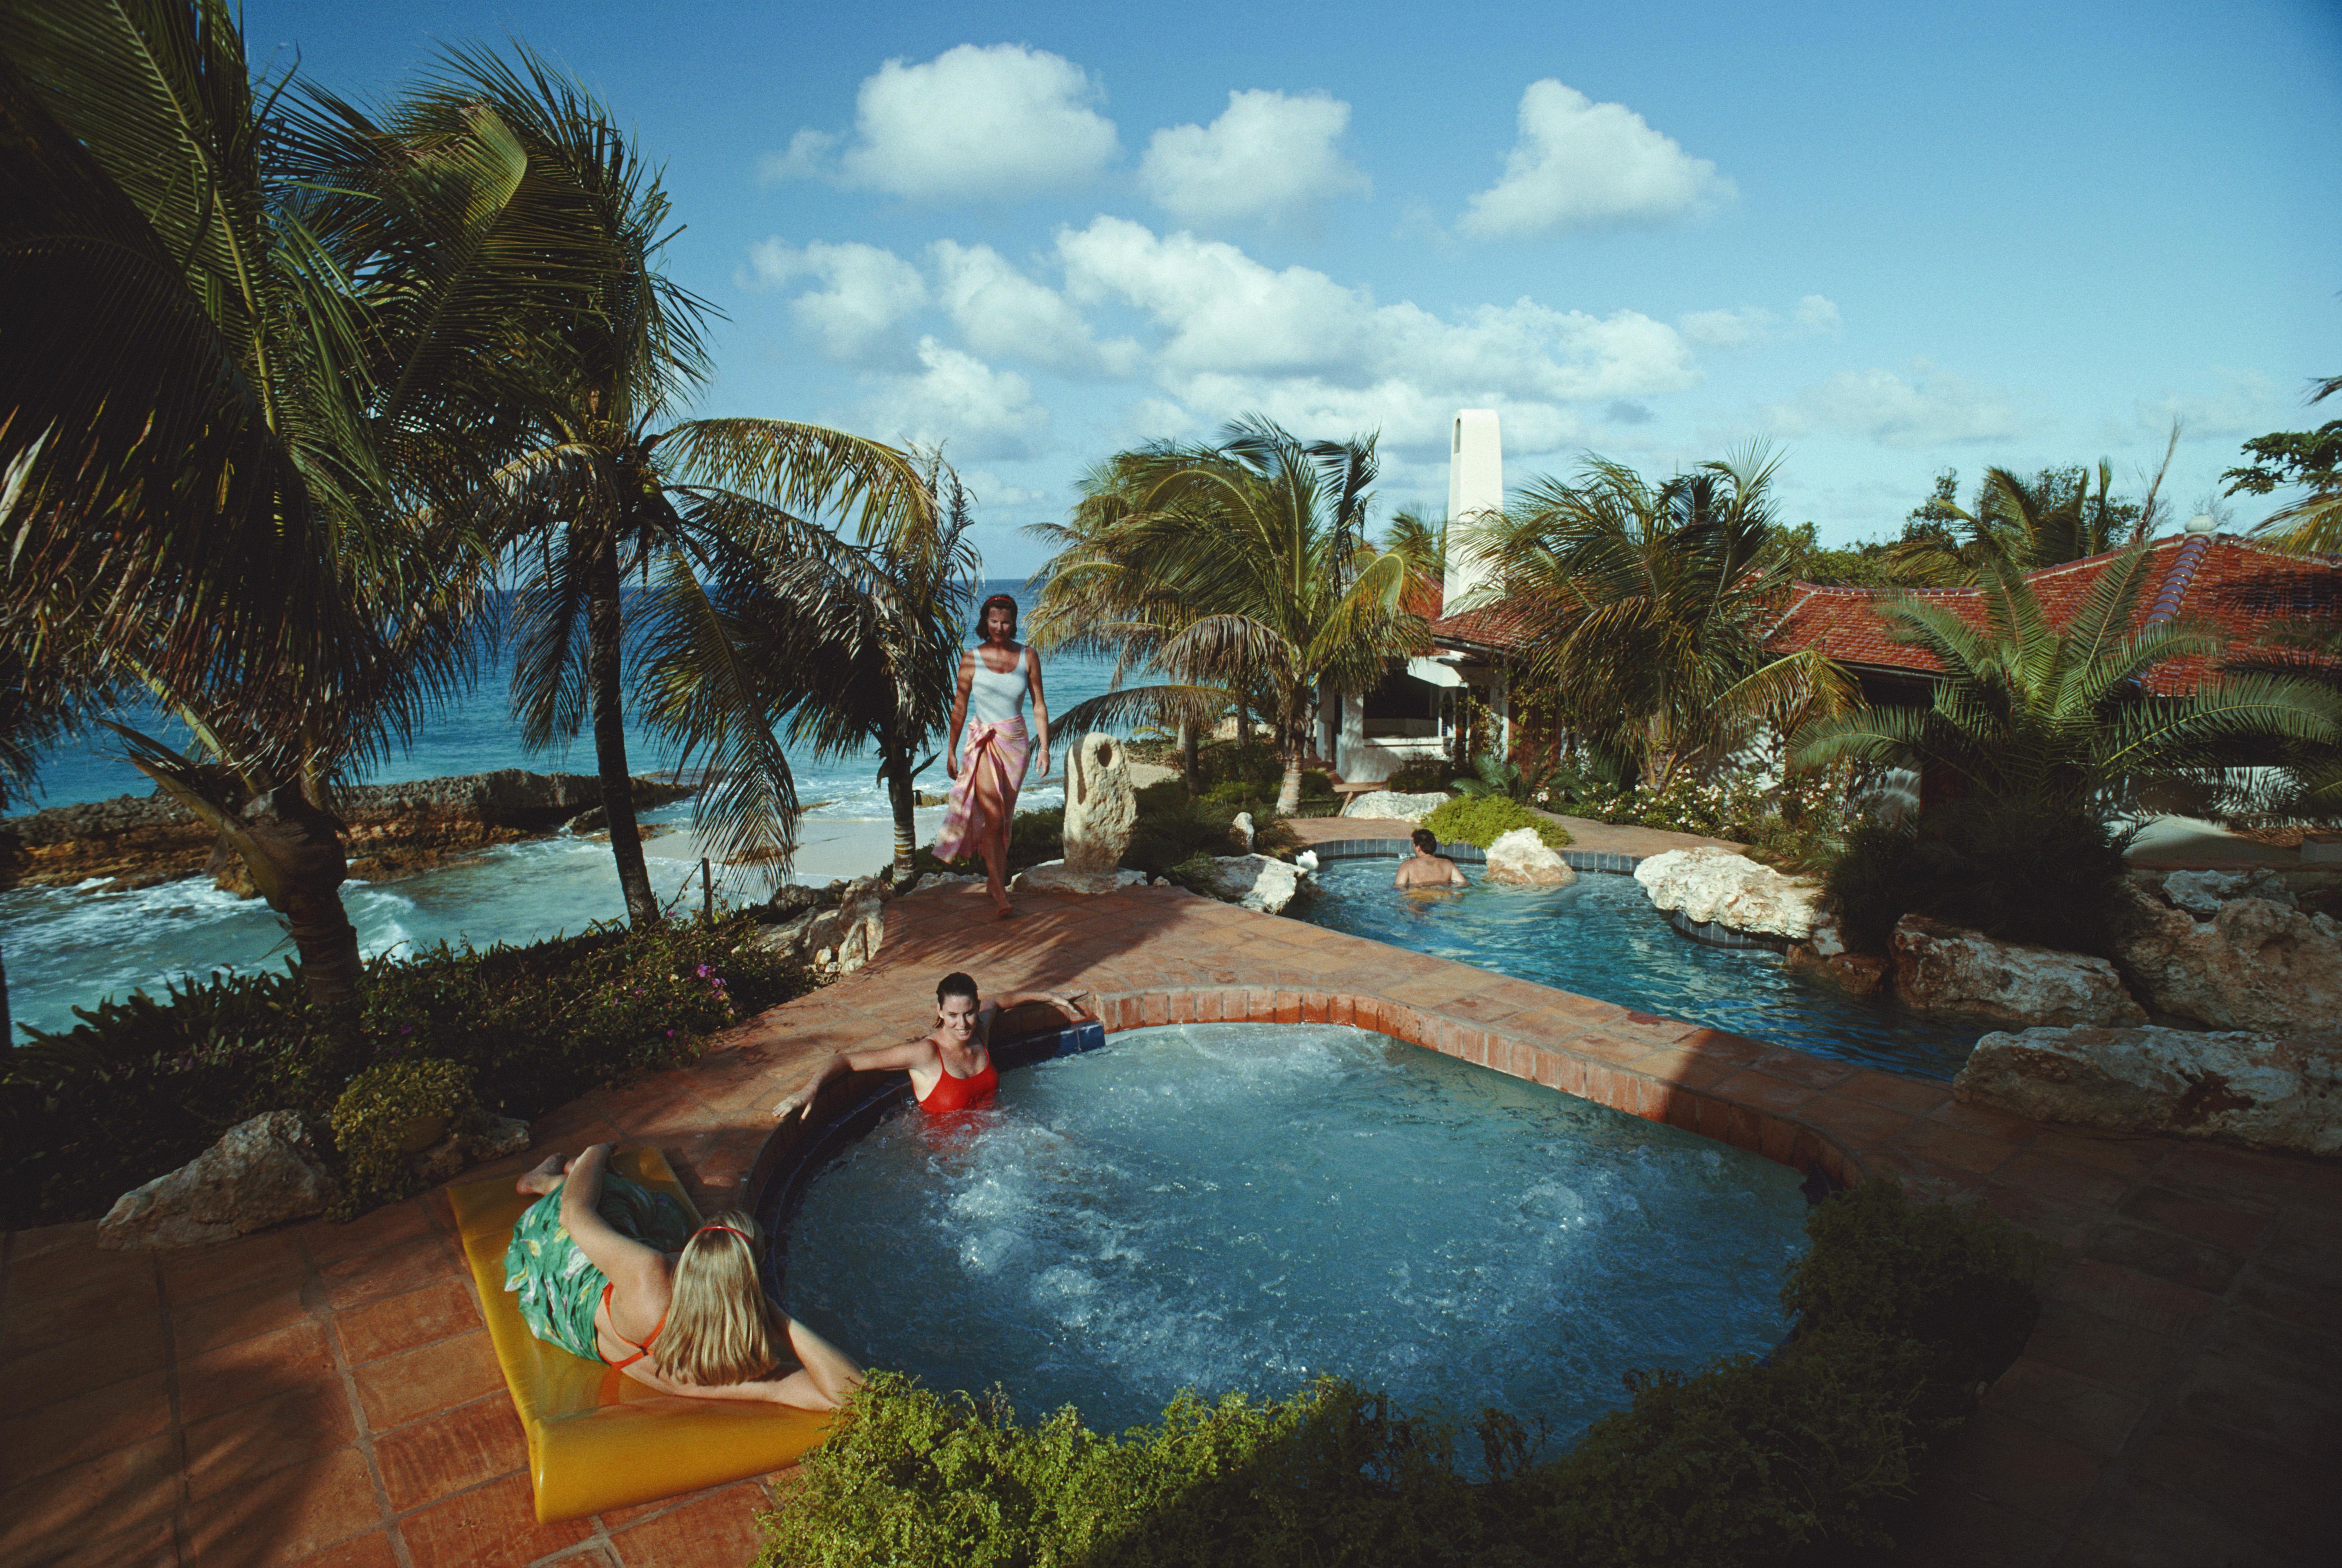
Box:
917;1053;998;1114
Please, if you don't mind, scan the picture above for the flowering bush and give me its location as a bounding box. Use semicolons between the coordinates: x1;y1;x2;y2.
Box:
1537;764;1860;870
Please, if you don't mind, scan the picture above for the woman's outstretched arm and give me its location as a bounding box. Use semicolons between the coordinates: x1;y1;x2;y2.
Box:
772;1038;936;1121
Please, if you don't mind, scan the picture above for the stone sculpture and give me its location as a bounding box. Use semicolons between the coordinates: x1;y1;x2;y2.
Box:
1014;732;1144;895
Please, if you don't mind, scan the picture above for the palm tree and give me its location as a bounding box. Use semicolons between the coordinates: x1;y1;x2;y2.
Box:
1468;447;1850;790
401;49;938;924
1788;544;2342;813
0;2;587;1010
1031;417;1427;813
2229;375;2342;556
732;453;979;879
1884;442;2176;584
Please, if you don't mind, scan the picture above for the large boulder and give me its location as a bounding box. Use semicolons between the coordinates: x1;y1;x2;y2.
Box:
759;891;886;974
1060;733;1138;874
99;1111;339;1250
2160;868;2294;917
1484;826;1577;886
1339;791;1446;822
1634;847;1821;940
2115;881;2342;1033
1890;915;2146;1027
1957;1025;2342;1157
1784;920;1890;999
1201;854;1315;914
1013;861;1149;895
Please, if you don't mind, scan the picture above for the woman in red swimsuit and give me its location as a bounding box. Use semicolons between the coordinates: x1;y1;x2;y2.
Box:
772;972;1080;1122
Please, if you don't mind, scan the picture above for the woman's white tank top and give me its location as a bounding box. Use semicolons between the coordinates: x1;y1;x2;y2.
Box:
967;647;1029;725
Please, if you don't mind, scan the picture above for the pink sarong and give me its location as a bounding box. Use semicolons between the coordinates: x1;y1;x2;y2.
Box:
933;717;1030;864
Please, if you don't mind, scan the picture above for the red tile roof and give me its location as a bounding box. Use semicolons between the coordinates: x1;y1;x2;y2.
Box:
1764;535;2342;695
1428;601;1534;654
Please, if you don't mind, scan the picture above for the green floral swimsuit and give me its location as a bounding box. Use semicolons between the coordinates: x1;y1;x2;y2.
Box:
504;1172;694;1363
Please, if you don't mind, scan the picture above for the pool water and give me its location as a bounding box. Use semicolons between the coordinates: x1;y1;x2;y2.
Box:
1298;859;1981;1079
779;1023;1808;1441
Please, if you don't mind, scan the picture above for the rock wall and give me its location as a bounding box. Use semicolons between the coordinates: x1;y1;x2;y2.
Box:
1890;915;2146;1027
1957;1025;2342;1157
2115;879;2342;1033
0;769;697;894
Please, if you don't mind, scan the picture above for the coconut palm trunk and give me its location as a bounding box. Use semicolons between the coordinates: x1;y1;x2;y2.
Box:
241;787;366;1009
1180;718;1200;798
586;533;660;925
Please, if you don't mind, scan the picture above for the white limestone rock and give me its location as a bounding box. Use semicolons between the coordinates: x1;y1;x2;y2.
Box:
1013;861;1149;895
1634;847;1822;940
1231;811;1256;851
2115;881;2342;1033
1201;853;1316;914
1484;826;1577;886
1957;1025;2342;1157
1061;733;1138;874
1890;915;2146;1028
901;872;983;895
2160;868;2295;918
99;1111;339;1250
1339;791;1446;822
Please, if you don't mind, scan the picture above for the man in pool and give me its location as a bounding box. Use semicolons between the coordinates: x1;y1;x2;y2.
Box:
1393;827;1468;888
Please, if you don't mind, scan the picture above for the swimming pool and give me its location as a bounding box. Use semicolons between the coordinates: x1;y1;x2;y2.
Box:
1297;857;1980;1080
775;1022;1809;1441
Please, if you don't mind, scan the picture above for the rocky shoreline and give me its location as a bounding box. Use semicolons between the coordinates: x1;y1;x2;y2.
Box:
0;769;699;896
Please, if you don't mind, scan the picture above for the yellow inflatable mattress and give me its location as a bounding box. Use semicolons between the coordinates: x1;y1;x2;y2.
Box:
449;1146;832;1523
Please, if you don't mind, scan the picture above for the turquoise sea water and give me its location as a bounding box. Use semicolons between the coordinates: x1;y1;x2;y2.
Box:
3;582;1123;1035
781;1023;1809;1444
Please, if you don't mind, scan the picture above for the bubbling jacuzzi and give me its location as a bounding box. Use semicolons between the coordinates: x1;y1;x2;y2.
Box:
764;1022;1810;1441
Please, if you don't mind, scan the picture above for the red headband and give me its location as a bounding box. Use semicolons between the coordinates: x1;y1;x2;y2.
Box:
696;1224;753;1247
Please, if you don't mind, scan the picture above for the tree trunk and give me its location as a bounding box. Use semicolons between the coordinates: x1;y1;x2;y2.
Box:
1;941;11;1048
881;740;918;879
239;786;366;1011
588;533;660;926
1276;698;1307;814
1180;718;1199;799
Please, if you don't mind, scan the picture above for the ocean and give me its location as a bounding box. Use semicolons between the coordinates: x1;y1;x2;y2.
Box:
1;582;1126;1037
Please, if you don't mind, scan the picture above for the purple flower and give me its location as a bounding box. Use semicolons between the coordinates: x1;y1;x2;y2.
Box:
710;978;725;990
399;1024;414;1036
694;964;713;979
665;1028;677;1038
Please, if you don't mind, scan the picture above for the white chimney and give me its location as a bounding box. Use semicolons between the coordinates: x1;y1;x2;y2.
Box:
1443;409;1502;612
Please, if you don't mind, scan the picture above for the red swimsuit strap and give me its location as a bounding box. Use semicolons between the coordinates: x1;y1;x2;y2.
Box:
599;1279;668;1371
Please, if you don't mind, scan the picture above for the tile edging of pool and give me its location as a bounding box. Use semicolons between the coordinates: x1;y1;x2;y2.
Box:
1306;835;1644;876
741;984;1870;1224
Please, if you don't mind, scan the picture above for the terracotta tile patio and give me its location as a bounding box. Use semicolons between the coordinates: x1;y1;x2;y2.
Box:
4;877;2337;1566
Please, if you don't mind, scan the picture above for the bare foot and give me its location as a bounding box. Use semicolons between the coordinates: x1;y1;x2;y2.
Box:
994;897;1017;919
516;1154;570;1197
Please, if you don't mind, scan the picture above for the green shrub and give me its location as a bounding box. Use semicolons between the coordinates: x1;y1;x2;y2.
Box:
758;1180;2043;1568
1420;794;1573;851
329;1057;482;1216
1382;758;1454;793
1823;799;2132;956
0;914;812;1229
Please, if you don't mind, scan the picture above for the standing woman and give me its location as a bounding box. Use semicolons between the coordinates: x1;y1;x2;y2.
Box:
935;593;1048;917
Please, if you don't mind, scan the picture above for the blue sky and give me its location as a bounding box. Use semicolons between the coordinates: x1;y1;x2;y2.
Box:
252;0;2341;572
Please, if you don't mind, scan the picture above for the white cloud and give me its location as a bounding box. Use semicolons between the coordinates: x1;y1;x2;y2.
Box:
929;240;1140;376
1678;295;1841;350
2130;369;2280;441
1460;80;1734;238
758;128;838;184
964;470;1048;508
1678;307;1774;350
1794;294;1842;333
863;337;1051;460
1056;217;1697;451
1761;363;2026;448
741;239;926;361
1137;89;1370;228
772;44;1119;203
